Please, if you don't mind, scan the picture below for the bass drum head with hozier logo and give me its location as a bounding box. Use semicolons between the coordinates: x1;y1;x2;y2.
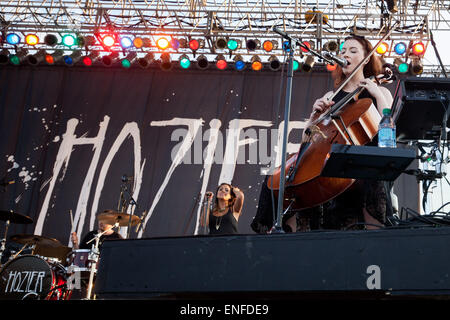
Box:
0;254;63;300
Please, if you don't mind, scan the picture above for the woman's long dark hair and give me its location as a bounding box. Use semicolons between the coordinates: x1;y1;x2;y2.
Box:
332;36;383;88
213;183;236;213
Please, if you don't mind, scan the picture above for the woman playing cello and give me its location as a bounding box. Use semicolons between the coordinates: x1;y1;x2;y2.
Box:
251;35;394;233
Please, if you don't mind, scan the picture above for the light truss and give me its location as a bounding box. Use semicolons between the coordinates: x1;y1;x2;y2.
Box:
0;1;448;73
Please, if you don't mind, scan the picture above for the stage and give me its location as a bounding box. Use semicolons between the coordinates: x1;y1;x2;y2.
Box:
94;226;450;300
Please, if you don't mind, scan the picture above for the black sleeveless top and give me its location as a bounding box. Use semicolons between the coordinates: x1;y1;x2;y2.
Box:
209;208;239;235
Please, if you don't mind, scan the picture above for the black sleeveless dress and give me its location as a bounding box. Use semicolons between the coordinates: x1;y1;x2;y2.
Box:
209;208;239;235
251;89;393;233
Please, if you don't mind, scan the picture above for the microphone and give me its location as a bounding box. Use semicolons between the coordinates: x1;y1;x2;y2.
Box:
323;51;348;68
121;175;133;183
272;27;291;40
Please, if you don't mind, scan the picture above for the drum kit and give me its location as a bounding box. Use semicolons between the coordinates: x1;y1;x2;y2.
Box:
0;209;141;300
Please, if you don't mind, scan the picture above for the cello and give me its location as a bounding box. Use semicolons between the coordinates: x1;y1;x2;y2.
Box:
267;36;396;212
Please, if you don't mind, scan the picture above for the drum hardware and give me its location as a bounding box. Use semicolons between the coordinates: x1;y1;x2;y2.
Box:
84;221;119;300
117;174;140;239
0;210;33;265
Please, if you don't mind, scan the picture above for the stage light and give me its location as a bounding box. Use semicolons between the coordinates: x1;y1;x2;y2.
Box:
326;63;337;72
45;49;63;65
160;52;172;71
120;37;133;49
25;34;39;46
63;50;82;66
102;52;119;66
9;49;28;65
385;0;398;13
410;58;423;75
227;39;240;51
189;39;201;51
215;38;227;50
412;42;425;56
196;55;208;70
323;40;338;52
62;34;77;47
250;55;262;71
77;35;96;47
178;38;188;49
82;51;99;66
133;37;144;49
0;49;9;65
233;55;246;71
134;37;151;49
121;52;137;68
156;37;170;50
282;40;291;53
263;40;277;52
246;39;260;51
137;52;154;69
215;54;227;70
100;34;116;48
44;34;58;46
376;42;389;55
268;55;281;71
6;33;21;45
300;41;313;53
394;58;408;73
301;56;315;72
394;42;407;55
26;49;46;66
171;39;180;50
305;9;329;24
179;54;191;69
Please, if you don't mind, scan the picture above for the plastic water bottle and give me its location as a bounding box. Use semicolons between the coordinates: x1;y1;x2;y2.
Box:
378;108;396;148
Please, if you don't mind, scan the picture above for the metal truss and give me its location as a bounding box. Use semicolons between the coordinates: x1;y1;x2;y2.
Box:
0;1;449;73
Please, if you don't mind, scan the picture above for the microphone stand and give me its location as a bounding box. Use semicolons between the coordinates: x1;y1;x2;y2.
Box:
118;178;139;239
85;221;119;300
270;28;335;233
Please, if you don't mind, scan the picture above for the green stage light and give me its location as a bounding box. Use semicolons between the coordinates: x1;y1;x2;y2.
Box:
227;39;240;51
179;54;191;69
62;34;77;47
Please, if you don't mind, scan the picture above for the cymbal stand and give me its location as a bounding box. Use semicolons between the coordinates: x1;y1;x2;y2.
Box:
0;219;10;265
118;179;138;239
85;222;119;300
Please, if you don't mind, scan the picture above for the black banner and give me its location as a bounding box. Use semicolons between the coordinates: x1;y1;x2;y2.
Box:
0;65;415;245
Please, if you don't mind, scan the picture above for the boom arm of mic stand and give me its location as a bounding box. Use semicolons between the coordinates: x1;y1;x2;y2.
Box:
272;27;335;65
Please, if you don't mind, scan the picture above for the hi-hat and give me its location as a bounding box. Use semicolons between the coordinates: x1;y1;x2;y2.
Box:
10;234;64;249
0;210;33;224
98;210;141;227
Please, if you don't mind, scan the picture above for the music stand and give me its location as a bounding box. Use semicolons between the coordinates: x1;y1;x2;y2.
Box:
391;77;450;141
321;144;416;181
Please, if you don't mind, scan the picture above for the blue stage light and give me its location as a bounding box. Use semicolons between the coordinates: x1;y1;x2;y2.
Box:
394;42;407;55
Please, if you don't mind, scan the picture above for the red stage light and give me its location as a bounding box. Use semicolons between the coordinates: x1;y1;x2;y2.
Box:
189;39;200;51
216;55;227;70
82;56;92;66
326;63;337;71
45;54;54;64
412;42;425;56
300;41;312;53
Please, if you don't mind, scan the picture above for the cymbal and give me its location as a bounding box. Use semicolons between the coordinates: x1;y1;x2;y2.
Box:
98;210;141;227
10;234;64;249
0;210;33;224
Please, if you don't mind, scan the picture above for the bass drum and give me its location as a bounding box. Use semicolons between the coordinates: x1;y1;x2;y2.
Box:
0;254;71;300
